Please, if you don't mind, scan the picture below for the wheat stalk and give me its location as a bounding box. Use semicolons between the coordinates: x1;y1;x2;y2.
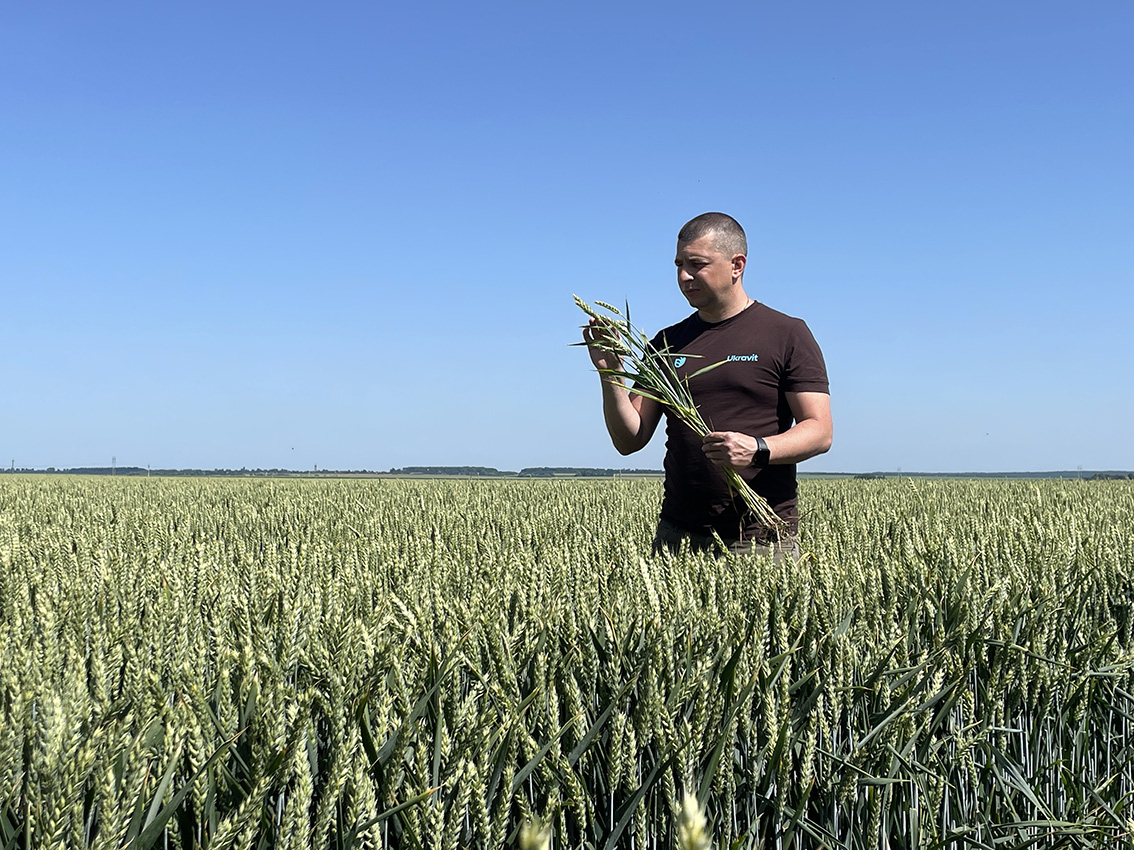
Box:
677;791;713;850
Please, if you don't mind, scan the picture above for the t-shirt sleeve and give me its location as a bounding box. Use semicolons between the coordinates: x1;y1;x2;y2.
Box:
783;320;830;393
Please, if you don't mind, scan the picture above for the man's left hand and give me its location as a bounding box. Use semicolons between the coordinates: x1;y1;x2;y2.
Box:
701;431;757;469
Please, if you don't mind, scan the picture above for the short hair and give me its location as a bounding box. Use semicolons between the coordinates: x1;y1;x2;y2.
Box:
677;212;747;259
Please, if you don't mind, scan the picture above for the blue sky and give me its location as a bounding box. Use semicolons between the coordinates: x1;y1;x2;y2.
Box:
3;2;1131;473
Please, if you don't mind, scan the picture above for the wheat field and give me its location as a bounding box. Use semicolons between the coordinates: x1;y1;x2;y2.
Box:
1;475;1132;849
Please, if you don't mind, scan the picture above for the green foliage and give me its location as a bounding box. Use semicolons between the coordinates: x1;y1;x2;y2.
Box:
0;476;1133;848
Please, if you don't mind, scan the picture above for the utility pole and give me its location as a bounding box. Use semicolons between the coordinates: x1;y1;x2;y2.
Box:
112;456;116;475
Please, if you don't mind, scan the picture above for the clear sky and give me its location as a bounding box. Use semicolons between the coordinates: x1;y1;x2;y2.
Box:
3;2;1131;473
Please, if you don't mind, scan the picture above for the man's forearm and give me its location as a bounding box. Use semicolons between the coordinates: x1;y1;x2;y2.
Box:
765;419;833;465
600;378;650;455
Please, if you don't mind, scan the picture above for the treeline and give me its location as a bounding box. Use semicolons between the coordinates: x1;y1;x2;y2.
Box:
4;467;378;477
6;467;1130;480
386;467;663;477
3;466;665;478
518;467;662;477
848;471;1134;480
387;466;511;476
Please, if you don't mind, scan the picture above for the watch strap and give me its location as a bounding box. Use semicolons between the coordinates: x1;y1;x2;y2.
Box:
751;436;770;468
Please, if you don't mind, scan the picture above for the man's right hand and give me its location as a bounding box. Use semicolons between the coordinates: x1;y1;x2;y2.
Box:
582;317;623;374
583;317;663;455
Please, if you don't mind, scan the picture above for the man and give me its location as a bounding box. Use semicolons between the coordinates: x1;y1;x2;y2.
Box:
583;212;832;558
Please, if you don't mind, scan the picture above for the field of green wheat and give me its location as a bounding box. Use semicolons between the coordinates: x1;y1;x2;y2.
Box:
1;475;1133;849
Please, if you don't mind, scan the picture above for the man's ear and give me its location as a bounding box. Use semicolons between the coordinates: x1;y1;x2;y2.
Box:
732;253;746;281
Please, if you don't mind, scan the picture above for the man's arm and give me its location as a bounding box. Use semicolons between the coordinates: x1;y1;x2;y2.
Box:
583;318;664;454
600;379;663;455
701;391;833;468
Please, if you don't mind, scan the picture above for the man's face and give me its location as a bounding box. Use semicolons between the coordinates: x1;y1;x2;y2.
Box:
674;234;743;313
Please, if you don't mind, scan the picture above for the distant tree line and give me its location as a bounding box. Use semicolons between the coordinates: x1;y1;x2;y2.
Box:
4;467;1131;480
2;466;666;478
518;467;662;477
385;467;663;477
387;466;513;477
848;471;1134;481
3;467;382;477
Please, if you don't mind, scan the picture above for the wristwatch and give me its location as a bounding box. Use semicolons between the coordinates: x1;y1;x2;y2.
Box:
750;436;770;468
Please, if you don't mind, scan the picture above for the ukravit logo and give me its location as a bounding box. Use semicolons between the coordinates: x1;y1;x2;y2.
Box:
673;356;687;368
727;353;759;362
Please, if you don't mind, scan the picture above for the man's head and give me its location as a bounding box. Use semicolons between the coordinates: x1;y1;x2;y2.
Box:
677;212;747;264
674;213;750;321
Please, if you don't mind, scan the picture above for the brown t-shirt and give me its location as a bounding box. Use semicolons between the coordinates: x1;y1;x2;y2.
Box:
648;302;829;542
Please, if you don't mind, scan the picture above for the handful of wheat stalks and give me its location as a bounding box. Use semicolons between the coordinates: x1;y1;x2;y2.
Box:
574;295;785;536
